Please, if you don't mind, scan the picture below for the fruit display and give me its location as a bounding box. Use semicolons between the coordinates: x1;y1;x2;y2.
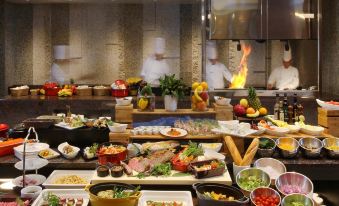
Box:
58;88;73;97
233;87;268;118
191;82;209;111
137;84;155;111
111;80;128;97
41;82;61;96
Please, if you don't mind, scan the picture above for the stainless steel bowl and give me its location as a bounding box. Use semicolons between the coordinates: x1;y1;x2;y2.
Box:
250;187;281;206
236;168;271;195
254;158;286;184
275;172;313;197
276;137;299;158
281;194;314;206
299;137;323;158
257;137;276;157
322;137;339;159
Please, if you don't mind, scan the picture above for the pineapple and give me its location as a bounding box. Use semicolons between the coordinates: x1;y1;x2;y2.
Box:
248;87;262;110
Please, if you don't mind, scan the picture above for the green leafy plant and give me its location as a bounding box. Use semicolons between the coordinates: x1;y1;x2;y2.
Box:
159;74;187;99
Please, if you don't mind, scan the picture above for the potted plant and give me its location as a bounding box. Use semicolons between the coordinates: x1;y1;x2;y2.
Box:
159;74;187;112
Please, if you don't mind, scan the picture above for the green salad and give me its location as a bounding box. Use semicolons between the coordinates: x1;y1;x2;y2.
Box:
238;175;267;191
289;202;305;206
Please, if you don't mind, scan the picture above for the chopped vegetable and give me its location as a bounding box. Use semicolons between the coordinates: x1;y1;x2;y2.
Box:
203;191;235;201
180;141;204;159
146;201;183;206
238;175;267;191
259;138;275;149
290;202;305;206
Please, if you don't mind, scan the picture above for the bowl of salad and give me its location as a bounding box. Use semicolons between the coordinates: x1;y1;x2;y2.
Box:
236;168;271;195
281;194;314;206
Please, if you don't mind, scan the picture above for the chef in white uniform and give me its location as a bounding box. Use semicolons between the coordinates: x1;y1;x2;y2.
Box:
140;37;170;87
267;49;299;90
205;41;233;90
51;45;67;84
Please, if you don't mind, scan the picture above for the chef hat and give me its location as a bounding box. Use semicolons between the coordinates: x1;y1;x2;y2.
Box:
154;37;166;54
283;49;292;61
206;41;218;59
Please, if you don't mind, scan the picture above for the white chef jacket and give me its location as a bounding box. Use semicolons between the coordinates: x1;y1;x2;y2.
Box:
206;61;233;90
140;55;170;87
268;66;299;90
51;63;66;84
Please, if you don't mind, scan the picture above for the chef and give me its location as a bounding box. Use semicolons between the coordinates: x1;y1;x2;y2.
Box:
267;49;299;90
140;37;170;87
205;41;233;90
51;45;67;84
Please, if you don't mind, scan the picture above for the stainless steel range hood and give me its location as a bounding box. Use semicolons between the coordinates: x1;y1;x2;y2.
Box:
208;0;319;40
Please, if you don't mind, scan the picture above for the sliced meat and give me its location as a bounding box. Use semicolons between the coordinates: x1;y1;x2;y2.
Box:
120;161;133;175
128;157;151;173
148;150;175;166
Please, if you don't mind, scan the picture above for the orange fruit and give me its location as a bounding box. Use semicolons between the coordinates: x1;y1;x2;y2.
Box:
259;107;268;116
200;82;208;90
246;107;256;114
196;101;207;111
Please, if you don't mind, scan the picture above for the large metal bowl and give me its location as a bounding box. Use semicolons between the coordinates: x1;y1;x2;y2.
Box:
281;194;314;206
257;137;276;157
322;137;339;159
236;168;271;195
276;137;299;158
275;172;313;197
299;137;323;158
250;187;281;206
254;158;286;184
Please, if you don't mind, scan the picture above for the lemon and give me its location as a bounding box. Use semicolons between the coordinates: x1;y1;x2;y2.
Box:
192;82;200;90
201;81;208;90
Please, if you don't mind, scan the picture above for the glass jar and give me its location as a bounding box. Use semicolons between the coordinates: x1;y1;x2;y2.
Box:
137;94;155;112
191;90;209;111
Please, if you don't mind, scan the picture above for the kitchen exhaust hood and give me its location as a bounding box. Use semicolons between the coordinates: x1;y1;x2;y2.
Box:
208;0;319;40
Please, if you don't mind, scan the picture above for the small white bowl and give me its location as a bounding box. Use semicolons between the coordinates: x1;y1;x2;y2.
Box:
108;123;128;133
21;185;42;199
214;96;231;106
57;142;80;159
145;129;153;135
199;143;222;152
116;96;132;106
203;149;225;161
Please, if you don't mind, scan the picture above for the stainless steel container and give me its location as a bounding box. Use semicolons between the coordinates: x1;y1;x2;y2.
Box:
250;187;281;206
275;172;313;198
322;137;339;159
257;137;276;157
299;137;323;158
254;158;286;184
281;194;314;206
236;168;271;196
276;137;299;158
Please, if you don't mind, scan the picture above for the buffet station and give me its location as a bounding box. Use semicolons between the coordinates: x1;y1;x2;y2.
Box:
1;80;339;206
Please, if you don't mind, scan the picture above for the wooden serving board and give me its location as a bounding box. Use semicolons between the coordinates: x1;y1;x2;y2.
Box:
91;170;232;185
130;134;222;140
247;132;334;139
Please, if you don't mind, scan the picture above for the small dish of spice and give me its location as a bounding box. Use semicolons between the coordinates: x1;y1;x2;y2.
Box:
111;165;124;177
97;165;109;177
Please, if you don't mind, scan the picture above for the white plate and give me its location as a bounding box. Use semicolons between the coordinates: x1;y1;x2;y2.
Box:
211;128;257;138
160;128;188;137
43;170;94;189
14;143;50;153
13;174;46;187
14;157;49;171
316;99;339;110
287;125;300;133
32;189;89;206
253;126;266;135
138;190;194;206
58;142;80;159
265;126;289;137
300;126;324;136
38;148;60;159
55;122;85;130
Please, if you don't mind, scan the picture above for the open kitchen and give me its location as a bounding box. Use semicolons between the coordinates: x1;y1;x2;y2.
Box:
0;0;339;206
